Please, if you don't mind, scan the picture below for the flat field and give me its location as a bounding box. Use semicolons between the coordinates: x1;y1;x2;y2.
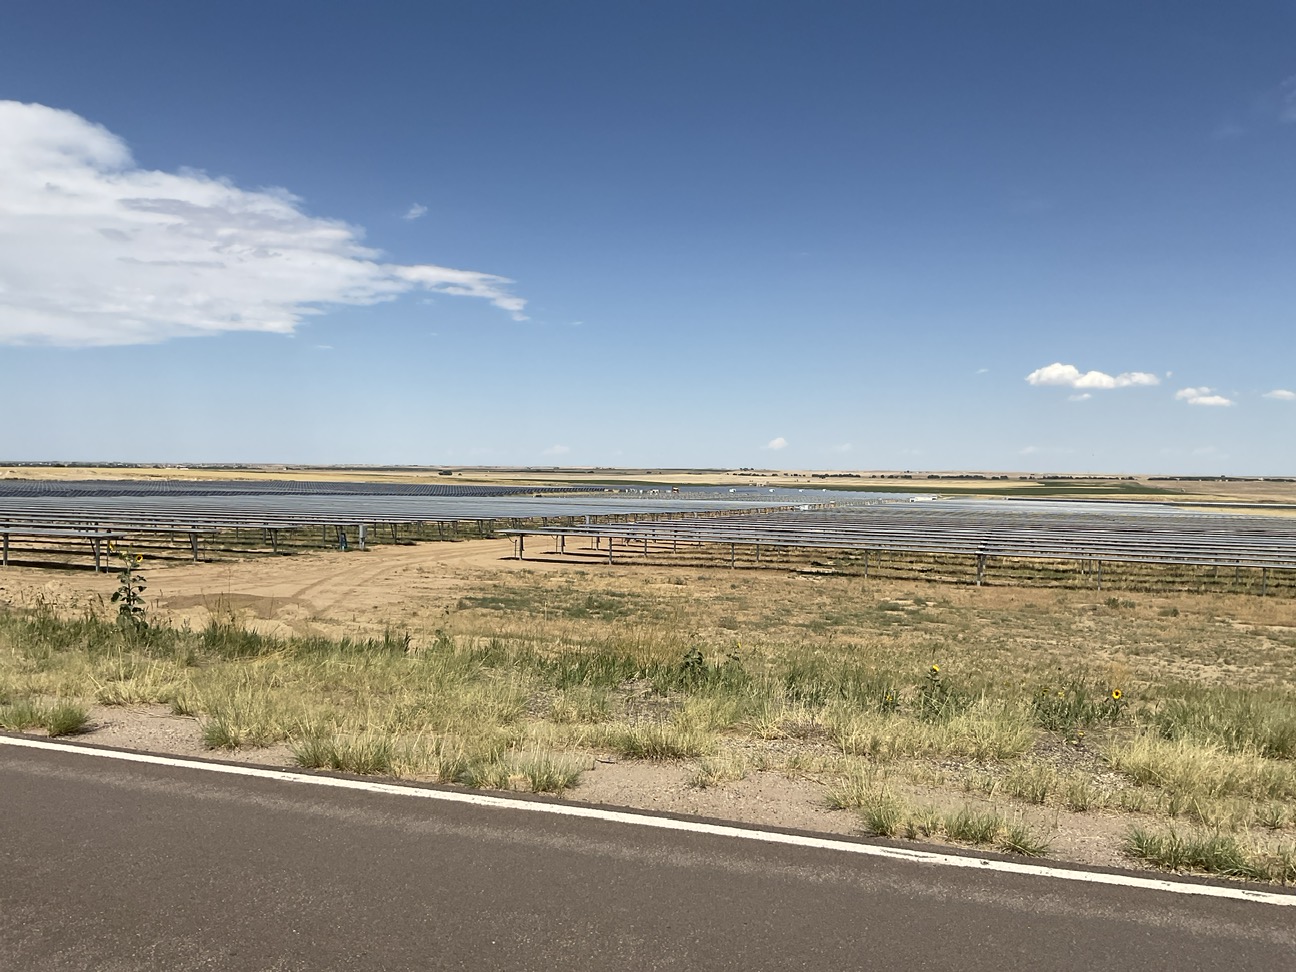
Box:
2;535;1295;882
4;463;1294;506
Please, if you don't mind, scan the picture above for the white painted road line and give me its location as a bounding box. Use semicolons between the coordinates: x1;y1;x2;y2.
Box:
4;733;1294;907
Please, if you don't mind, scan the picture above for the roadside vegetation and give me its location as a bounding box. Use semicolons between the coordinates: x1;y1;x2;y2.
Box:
2;553;1294;885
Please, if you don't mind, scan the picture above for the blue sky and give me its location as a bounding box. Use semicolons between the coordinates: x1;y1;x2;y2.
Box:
1;1;1294;474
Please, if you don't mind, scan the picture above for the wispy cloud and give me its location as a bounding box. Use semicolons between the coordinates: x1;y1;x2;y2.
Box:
542;444;571;456
1026;362;1160;390
1263;389;1296;401
1175;387;1234;407
1210;122;1246;141
403;203;428;221
0;101;528;346
830;443;852;453
764;437;788;451
1068;393;1092;402
1281;76;1296;123
975;367;990;375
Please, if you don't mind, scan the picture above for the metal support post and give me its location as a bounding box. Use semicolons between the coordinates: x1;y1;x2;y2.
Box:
358;525;367;550
190;532;199;562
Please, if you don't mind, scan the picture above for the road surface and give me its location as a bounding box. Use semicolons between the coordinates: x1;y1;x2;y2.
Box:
1;737;1292;971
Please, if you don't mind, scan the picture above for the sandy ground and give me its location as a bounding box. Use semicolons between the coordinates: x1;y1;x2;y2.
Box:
0;539;530;641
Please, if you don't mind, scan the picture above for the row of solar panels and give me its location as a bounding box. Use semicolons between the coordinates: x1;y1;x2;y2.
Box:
0;494;815;532
503;502;1296;570
0;479;589;499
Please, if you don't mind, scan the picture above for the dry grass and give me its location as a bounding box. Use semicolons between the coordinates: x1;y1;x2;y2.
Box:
2;546;1294;881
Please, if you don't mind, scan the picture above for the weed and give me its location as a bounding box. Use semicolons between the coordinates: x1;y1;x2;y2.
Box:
110;548;148;633
1029;678;1125;733
916;664;972;721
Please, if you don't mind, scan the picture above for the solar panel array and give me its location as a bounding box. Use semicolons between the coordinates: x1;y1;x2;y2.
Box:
505;500;1296;572
0;481;829;534
0;479;584;499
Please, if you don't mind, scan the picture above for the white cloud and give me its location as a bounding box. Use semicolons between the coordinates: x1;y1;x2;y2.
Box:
1025;362;1160;390
1068;393;1092;402
1263;389;1296;401
830;443;852;453
0;101;528;347
764;437;788;450
541;444;570;456
1175;387;1234;407
403;203;428;221
1281;76;1296;123
975;367;989;375
314;344;333;351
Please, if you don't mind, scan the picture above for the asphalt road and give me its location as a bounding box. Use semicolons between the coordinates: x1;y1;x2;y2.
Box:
1;741;1293;971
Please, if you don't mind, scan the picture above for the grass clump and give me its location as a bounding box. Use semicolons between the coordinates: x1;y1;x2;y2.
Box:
44;701;91;736
510;750;588;793
833;702;1034;762
604;720;716;759
944;806;1006;845
688;753;749;789
1107;736;1296;803
998;817;1052;857
825;762;884;809
0;698;45;731
1150;689;1296;759
0;698;89;736
1124;827;1264;880
858;788;905;837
